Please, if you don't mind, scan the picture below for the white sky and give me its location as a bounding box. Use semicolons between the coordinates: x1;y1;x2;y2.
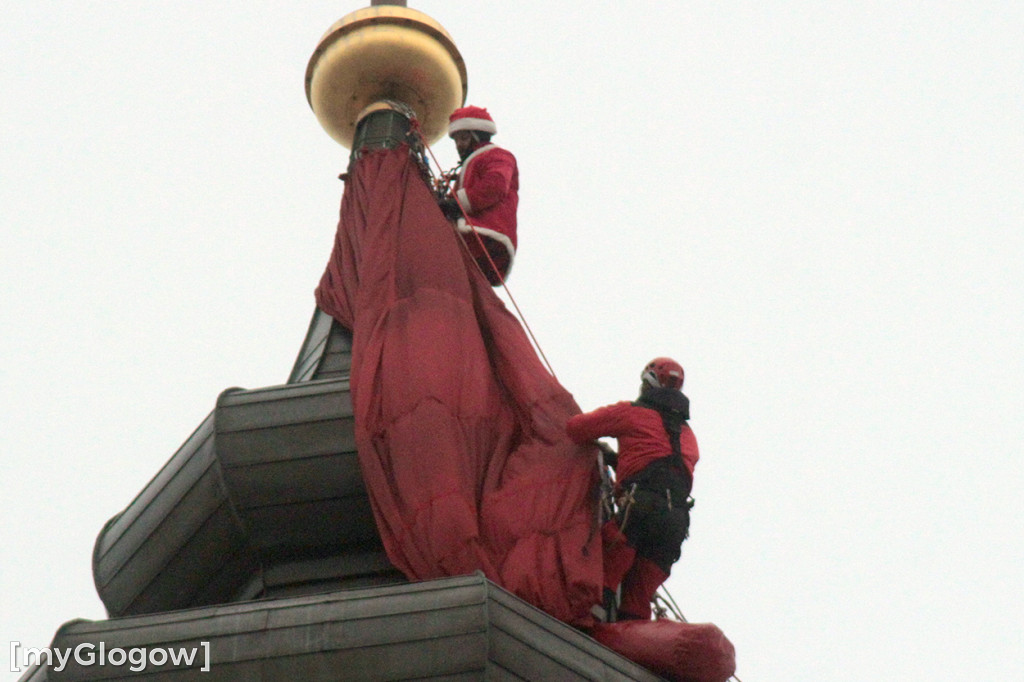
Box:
2;2;1022;680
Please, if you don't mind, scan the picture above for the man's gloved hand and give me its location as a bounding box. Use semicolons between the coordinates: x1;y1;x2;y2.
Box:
438;196;462;220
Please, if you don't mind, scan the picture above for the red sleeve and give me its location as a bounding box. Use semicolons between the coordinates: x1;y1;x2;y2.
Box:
464;149;515;213
566;402;634;444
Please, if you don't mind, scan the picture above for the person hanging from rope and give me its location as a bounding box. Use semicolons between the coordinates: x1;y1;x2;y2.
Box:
437;105;519;285
566;357;698;621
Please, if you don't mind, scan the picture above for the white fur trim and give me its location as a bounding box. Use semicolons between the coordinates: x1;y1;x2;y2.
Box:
457;144;497;184
455;221;516;274
456;188;471;212
448;117;497;136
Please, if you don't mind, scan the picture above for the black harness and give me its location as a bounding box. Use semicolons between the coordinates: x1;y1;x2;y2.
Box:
637;398;688;472
620;390;695;513
608;388;697;575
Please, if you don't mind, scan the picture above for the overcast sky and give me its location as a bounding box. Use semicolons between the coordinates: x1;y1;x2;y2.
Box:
2;2;1022;680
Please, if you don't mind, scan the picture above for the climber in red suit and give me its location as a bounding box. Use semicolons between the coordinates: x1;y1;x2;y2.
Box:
566;357;699;621
439;105;519;286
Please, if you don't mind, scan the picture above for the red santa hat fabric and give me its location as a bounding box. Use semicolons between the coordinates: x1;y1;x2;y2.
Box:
448;105;497;136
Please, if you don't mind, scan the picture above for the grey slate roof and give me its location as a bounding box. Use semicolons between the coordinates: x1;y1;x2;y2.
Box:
32;574;662;681
92;309;401;617
289;307;354;382
16;309;667;681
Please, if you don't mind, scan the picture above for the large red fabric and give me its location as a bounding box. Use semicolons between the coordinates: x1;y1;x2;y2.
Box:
590;620;737;682
315;146;601;625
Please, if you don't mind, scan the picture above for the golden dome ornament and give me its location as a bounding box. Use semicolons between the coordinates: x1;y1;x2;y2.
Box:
305;1;468;149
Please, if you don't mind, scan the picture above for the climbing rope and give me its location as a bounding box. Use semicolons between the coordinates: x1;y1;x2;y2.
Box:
655;587;743;682
654;586;687;623
407;118;558;380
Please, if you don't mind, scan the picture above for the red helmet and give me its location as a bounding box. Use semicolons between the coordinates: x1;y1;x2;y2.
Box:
642;357;684;390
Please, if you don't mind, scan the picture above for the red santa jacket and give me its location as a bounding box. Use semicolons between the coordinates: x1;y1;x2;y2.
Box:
566;400;699;488
455;143;519;268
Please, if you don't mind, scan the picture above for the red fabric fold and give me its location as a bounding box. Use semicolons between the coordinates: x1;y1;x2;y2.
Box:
590;620;737;682
315;147;602;625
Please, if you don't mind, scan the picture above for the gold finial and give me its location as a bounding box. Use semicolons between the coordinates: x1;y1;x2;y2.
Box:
306;4;467;149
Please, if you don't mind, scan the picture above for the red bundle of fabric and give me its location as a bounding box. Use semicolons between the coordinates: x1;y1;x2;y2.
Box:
315;147;602;625
590;620;737;682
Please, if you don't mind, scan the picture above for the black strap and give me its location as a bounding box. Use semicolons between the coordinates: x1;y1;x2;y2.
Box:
661;411;686;473
633;398;688;473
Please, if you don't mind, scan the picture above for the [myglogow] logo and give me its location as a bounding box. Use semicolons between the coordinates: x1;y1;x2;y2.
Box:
10;641;211;673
